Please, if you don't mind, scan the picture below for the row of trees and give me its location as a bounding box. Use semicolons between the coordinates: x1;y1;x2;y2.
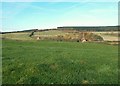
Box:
57;26;119;31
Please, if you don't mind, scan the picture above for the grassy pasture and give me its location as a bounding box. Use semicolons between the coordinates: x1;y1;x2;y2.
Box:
35;30;65;35
1;30;66;41
1;32;33;40
2;39;118;84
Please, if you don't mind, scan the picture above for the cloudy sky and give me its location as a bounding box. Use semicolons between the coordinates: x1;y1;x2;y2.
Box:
1;0;119;32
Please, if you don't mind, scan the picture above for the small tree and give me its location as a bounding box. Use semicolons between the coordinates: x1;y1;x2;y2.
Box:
29;31;34;37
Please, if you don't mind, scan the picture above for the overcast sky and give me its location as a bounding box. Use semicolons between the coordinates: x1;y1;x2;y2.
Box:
1;0;119;32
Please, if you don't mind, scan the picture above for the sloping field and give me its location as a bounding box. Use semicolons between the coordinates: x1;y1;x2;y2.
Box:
99;35;118;41
1;30;66;40
1;32;33;40
93;32;119;41
2;30;119;42
35;30;66;35
2;39;118;84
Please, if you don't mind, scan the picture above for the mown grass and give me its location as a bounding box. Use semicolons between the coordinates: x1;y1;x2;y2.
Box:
2;39;118;84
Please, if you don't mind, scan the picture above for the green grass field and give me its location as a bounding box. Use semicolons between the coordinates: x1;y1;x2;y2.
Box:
2;39;118;84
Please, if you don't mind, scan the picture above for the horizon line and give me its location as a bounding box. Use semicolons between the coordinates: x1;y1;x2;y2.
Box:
1;25;119;33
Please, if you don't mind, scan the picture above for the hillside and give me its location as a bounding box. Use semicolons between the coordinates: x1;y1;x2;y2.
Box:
1;30;104;42
1;29;119;44
2;27;119;84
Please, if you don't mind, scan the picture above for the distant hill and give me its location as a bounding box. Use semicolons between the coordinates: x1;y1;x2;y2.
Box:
1;26;119;34
57;26;119;31
1;29;57;34
1;29;38;34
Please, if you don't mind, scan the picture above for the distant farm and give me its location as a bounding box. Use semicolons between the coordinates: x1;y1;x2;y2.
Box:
1;26;119;44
